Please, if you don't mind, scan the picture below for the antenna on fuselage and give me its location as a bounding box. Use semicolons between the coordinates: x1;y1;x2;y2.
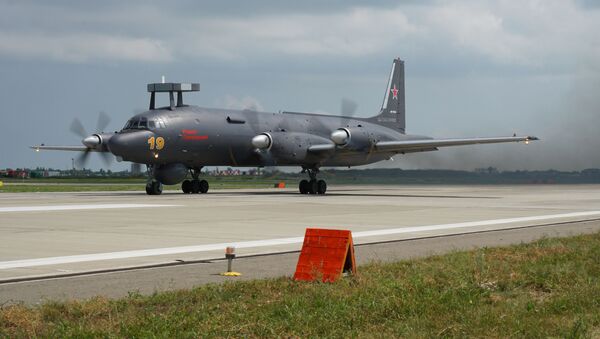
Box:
147;80;200;111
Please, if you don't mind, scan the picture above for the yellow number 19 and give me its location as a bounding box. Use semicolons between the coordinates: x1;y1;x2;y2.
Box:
148;137;165;150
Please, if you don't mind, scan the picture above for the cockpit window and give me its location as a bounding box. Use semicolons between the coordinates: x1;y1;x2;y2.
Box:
122;117;167;131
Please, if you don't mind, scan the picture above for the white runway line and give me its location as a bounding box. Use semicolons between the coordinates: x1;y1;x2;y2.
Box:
0;211;599;270
0;204;179;213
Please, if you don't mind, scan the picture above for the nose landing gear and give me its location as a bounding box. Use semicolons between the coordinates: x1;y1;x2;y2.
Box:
299;167;327;195
145;181;163;195
182;168;209;194
145;165;163;195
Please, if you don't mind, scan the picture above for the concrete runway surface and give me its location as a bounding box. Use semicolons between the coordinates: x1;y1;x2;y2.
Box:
1;185;599;304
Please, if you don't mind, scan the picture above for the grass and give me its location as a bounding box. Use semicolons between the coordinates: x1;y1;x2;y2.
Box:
1;233;599;337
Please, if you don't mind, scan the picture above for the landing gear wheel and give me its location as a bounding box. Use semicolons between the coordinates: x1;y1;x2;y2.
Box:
308;179;318;195
191;179;201;194
199;180;209;193
182;180;192;194
299;179;309;194
146;181;162;195
317;179;327;195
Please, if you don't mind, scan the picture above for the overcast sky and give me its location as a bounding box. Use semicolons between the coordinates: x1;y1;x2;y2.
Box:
1;0;599;171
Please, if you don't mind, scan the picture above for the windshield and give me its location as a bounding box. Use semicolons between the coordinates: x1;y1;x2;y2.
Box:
122;117;167;131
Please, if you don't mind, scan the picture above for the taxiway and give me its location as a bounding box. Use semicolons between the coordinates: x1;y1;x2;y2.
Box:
1;185;599;304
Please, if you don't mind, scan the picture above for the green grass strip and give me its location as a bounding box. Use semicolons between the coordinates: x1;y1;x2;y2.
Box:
1;233;599;337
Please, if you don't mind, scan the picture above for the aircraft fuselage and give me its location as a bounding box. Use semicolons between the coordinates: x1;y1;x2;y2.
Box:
108;106;423;168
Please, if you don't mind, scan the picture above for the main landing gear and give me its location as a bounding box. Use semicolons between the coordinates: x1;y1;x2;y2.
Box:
181;168;209;194
299;168;327;195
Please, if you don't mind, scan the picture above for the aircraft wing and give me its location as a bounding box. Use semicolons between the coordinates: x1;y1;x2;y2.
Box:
30;145;91;152
375;136;538;153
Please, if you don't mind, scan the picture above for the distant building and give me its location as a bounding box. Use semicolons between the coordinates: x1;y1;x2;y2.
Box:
131;163;142;175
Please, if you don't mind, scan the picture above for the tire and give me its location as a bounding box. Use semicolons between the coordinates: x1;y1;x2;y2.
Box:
182;180;192;194
317;180;327;195
199;180;209;193
299;179;309;194
191;179;201;194
308;179;318;195
152;181;163;195
145;183;153;195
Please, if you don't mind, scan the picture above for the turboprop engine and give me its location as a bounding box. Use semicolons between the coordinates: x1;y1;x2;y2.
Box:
82;133;113;152
330;127;373;150
251;132;332;165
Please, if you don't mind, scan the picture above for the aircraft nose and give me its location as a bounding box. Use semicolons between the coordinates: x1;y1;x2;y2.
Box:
107;133;126;156
108;131;150;157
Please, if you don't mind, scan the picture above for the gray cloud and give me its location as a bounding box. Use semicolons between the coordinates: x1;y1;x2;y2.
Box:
1;1;598;72
0;32;171;63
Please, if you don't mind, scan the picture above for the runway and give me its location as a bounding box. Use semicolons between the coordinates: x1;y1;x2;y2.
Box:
1;185;599;304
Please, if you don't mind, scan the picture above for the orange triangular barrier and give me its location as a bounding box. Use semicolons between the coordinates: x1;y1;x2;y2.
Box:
293;228;356;282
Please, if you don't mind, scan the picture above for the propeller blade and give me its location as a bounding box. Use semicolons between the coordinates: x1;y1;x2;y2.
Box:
245;110;280;169
258;151;277;167
337;98;358;128
98;152;113;167
70;118;87;139
246;109;267;136
75;150;91;168
96;111;110;133
341;98;358;117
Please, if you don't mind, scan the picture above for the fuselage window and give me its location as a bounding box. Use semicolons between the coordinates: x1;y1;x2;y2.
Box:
123;119;134;130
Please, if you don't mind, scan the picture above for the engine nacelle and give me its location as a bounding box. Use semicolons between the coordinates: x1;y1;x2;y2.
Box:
330;127;372;150
262;132;331;165
154;163;188;185
330;128;350;146
251;133;272;150
82;133;113;152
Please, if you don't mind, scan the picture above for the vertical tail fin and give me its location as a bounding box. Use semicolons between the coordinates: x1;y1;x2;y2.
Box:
365;58;406;133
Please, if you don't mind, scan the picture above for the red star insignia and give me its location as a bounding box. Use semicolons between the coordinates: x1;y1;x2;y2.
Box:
391;84;399;100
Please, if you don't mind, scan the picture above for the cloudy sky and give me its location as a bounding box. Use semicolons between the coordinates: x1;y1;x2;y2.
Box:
1;0;599;171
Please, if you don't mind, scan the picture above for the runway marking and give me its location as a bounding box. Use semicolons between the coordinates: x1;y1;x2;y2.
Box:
0;204;179;213
0;211;599;270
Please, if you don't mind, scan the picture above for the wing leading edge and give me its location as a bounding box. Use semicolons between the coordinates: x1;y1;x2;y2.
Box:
30;145;93;152
375;135;538;153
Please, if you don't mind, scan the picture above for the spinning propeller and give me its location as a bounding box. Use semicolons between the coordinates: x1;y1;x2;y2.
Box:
69;111;113;168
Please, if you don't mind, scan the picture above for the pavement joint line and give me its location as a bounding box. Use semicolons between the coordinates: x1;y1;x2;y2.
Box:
0;204;180;213
1;210;599;271
1;217;599;285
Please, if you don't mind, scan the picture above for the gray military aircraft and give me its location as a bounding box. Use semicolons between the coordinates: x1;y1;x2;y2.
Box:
32;58;537;195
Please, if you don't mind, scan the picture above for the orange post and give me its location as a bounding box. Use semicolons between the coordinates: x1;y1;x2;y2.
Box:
293;228;356;282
